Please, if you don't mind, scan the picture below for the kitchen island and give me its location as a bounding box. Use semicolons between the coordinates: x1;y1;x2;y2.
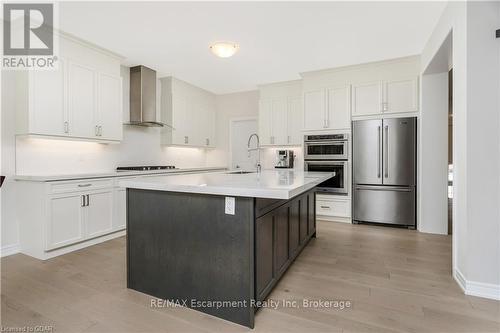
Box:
120;170;334;328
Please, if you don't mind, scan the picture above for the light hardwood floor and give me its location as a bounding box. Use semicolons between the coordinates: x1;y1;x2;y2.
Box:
1;221;499;333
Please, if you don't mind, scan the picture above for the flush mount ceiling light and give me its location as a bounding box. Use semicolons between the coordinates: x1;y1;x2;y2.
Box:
209;41;239;58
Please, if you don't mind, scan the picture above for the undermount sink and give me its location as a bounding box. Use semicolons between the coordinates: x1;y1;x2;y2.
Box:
227;170;257;174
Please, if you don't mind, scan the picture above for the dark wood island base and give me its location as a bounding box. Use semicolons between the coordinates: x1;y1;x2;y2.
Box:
126;188;317;328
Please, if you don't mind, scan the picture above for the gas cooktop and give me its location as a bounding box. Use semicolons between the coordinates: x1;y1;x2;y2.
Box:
116;166;176;172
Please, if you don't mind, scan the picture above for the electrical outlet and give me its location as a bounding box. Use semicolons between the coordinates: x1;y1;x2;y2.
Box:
225;197;235;215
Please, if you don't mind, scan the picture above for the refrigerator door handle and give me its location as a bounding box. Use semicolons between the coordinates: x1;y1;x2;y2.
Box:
384;125;389;178
377;125;381;178
355;185;412;192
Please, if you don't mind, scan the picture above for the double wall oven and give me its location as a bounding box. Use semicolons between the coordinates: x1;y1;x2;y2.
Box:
304;134;349;194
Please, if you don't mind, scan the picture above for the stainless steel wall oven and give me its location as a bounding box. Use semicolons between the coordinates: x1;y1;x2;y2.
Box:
304;134;349;194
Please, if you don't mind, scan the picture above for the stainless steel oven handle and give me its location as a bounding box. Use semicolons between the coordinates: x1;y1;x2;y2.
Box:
305;160;347;166
304;142;346;146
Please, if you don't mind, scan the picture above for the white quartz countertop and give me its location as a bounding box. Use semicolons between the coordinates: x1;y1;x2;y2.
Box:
120;170;335;199
14;167;227;182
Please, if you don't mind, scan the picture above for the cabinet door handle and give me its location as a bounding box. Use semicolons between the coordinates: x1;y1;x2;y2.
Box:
86;194;90;206
78;184;92;187
206;138;209;146
64;122;69;133
184;136;189;144
95;125;99;136
98;126;102;136
81;195;85;207
320;205;330;209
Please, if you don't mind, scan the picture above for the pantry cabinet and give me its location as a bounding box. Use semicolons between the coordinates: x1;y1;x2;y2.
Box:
258;80;303;146
160;77;216;148
13;32;123;142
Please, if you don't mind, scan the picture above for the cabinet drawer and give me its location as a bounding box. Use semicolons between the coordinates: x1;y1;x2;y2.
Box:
317;198;351;218
49;179;113;194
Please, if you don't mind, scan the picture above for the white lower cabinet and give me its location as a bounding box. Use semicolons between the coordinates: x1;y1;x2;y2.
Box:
17;178;126;259
316;195;351;220
86;190;114;239
47;194;85;250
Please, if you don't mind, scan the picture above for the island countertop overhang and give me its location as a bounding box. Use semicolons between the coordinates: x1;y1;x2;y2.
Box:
119;170;335;199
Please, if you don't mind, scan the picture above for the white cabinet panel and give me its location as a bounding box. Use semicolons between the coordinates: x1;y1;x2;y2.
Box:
47;194;85;250
161;77;216;147
97;73;122;141
316;197;351;218
287;97;303;145
326;86;351;130
30;58;67;136
351;81;382;117
69;62;96;138
271;99;287;145
259;99;273;145
113;188;127;230
384;77;418;114
303;89;326;130
172;93;189;145
87;190;114;238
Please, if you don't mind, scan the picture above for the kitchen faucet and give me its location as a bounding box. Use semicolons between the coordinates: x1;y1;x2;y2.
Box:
247;133;261;173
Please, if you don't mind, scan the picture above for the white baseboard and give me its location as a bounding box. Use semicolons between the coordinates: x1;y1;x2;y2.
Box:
1;243;21;257
455;268;500;300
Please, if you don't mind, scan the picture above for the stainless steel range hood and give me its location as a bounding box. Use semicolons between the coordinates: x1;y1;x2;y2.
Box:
129;65;164;127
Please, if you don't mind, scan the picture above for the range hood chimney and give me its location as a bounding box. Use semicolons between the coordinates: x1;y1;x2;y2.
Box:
129;65;163;127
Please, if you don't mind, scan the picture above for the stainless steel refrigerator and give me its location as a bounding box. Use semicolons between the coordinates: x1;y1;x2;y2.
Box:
352;117;416;228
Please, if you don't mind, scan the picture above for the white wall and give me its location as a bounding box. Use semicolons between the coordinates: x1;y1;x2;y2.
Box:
421;1;500;298
419;72;449;235
207;90;259;167
464;1;500;289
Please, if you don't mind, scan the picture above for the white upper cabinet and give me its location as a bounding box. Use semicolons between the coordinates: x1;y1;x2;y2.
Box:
287;96;303;145
302;56;420;124
351;81;383;117
303;89;325;130
327;86;351;129
97;73;123;141
69;62;96;138
304;85;351;130
160;77;216;148
258;80;303;146
259;99;273;145
384;77;418;114
29;58;68;136
14;32;123;142
352;77;418;117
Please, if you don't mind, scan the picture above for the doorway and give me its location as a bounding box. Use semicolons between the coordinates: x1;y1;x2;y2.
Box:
229;118;258;170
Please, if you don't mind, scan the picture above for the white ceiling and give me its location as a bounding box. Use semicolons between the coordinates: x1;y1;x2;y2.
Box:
59;1;447;94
